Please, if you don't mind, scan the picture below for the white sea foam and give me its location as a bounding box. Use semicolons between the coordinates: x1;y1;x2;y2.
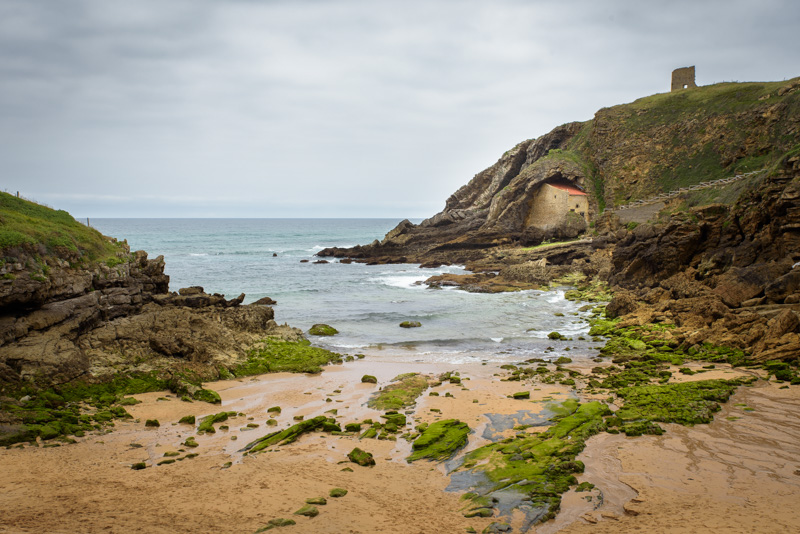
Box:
491;337;503;343
188;253;208;257
374;275;428;289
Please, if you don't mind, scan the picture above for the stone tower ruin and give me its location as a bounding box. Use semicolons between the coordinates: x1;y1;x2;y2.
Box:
671;66;697;91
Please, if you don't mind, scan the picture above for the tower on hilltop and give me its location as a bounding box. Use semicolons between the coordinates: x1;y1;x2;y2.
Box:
671;66;697;91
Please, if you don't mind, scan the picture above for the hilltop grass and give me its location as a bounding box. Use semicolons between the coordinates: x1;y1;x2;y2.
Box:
554;78;800;210
0;191;125;263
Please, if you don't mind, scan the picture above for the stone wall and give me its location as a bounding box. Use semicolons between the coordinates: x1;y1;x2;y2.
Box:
527;184;589;229
671;66;697;91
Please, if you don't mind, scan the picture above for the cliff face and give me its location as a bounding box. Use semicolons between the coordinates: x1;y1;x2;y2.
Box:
0;194;288;387
320;77;800;263
316;78;800;361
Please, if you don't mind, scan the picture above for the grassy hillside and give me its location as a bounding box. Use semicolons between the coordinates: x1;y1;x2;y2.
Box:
560;77;800;210
0;192;125;265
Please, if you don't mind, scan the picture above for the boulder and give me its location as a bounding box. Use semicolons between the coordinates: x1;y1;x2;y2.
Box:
765;269;800;303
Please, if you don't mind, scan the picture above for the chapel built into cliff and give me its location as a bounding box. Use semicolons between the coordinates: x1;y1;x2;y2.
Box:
527;180;589;230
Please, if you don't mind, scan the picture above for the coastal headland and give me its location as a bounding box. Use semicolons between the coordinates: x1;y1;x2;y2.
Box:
2;77;800;533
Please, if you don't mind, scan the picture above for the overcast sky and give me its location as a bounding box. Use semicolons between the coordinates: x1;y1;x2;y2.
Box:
1;0;797;218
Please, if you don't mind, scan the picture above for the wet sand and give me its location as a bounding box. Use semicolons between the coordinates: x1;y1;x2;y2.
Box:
1;358;799;533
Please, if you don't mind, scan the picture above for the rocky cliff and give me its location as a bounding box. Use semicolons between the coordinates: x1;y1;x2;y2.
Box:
319;77;800;362
320;77;800;263
0;192;292;389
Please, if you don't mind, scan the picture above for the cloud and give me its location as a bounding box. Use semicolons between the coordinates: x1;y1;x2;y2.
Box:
1;0;798;217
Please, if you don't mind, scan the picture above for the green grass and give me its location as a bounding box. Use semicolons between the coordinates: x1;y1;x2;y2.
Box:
0;192;125;263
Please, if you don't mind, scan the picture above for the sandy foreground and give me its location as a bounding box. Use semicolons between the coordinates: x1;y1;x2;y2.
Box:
1;357;799;534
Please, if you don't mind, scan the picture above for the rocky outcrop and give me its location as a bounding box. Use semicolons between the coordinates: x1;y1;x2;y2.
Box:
601;153;800;360
320;78;800;265
319;78;800;362
0;241;293;386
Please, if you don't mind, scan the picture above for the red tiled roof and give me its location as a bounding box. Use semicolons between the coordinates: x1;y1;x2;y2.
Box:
548;183;587;196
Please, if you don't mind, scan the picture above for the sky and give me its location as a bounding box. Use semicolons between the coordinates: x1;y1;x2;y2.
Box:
1;0;798;218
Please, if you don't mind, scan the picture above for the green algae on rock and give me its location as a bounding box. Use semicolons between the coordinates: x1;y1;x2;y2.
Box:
407;419;470;462
367;373;432;411
361;375;378;384
609;379;746;432
144;419;160;427
293;504;319;517
255;518;296;532
347;447;376;466
305;497;327;505
191;388;221;404
329;488;348;498
178;415;195;425
399;321;422;328
242;415;330;453
457;401;610;527
308;324;338;336
198;411;237;434
234;339;343;375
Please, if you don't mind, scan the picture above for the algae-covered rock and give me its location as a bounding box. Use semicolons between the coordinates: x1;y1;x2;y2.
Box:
242;415;329;453
178;415;195;425
464;508;493;518
359;427;378;439
198;411;235;434
309;324;338;336
266;419;278;426
131;462;147;470
329;488;348;498
183;436;199;448
347;447;375;466
267;406;282;414
344;423;361;432
483;523;511;533
321;421;341;432
192;388;222;404
459;401;610;527
381;411;407;428
399;321;422;328
611;379;743;429
305;497;327;505
144;419;160;427
234;339;343;375
548;332;567;341
293;504;319;517
255;518;296;532
368;373;432;411
512;391;530;399
408;419;470;462
361;375;378;384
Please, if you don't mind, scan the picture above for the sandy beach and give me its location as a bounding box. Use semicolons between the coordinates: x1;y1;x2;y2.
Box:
1;356;799;534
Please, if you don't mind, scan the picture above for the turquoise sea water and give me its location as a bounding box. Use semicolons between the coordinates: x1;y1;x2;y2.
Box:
91;219;599;363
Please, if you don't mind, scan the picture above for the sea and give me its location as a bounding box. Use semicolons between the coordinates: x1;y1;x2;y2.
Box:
90;218;601;364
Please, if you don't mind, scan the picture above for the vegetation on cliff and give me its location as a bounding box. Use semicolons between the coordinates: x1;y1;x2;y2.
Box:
0;191;126;264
